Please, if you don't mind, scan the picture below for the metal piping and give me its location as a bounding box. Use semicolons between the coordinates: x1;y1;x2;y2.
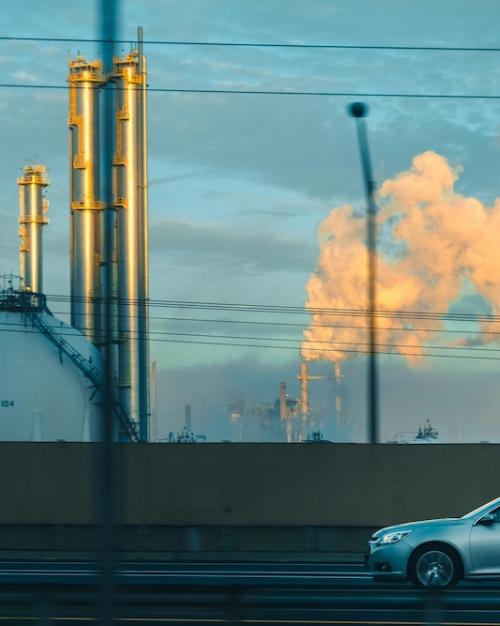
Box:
68;56;104;345
113;44;149;441
17;165;49;293
299;360;309;416
279;382;293;443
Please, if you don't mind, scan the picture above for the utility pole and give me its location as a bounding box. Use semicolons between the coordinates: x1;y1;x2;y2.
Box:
348;102;379;444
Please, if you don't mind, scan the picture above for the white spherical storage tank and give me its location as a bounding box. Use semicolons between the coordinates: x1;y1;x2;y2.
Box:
0;308;102;441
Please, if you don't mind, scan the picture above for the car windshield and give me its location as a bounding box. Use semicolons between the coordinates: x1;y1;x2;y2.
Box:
462;497;500;519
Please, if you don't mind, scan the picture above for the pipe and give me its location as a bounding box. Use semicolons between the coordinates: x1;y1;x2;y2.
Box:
17;165;49;293
68;56;104;345
113;44;149;441
299;360;309;416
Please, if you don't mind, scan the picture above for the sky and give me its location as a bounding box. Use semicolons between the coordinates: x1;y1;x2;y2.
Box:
2;0;500;442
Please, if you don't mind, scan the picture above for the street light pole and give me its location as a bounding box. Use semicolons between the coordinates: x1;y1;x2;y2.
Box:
348;102;379;444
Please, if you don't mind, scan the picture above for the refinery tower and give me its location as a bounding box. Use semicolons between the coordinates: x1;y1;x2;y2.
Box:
0;35;149;443
69;43;149;442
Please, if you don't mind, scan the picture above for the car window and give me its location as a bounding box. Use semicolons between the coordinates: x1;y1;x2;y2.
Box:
491;508;500;523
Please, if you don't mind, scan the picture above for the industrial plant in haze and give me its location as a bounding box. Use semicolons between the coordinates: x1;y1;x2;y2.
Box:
227;370;347;443
0;31;351;445
0;34;149;442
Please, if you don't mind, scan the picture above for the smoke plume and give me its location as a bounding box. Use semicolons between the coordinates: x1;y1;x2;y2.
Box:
302;151;499;365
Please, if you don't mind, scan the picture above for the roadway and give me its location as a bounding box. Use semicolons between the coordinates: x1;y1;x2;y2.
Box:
1;560;500;624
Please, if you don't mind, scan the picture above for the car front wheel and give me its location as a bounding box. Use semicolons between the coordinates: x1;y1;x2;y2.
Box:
411;547;460;587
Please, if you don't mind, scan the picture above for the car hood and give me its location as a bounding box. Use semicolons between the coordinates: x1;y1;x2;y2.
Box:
372;517;461;538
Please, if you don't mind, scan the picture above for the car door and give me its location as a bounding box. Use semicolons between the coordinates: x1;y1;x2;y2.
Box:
469;507;500;575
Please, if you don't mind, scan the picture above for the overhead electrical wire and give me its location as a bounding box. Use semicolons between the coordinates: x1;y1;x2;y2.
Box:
0;82;499;100
0;36;497;103
44;294;500;323
48;310;500;337
1;35;500;54
0;324;498;361
0;319;496;360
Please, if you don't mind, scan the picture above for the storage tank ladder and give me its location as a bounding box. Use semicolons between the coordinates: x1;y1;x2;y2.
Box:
29;311;140;442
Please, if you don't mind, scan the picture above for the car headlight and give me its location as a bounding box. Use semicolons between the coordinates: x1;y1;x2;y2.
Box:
378;530;413;544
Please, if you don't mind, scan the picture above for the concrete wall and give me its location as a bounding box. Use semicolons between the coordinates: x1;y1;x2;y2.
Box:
0;525;372;559
1;442;499;527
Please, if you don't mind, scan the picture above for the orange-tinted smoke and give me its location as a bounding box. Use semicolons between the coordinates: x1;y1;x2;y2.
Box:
302;151;499;365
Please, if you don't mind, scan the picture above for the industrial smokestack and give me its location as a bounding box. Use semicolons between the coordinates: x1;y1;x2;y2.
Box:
299;360;309;416
113;39;149;441
334;362;343;419
279;382;288;419
184;404;192;433
68;56;104;344
279;382;294;443
18;165;49;293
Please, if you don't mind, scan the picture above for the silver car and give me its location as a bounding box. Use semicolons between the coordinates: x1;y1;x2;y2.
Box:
367;497;500;587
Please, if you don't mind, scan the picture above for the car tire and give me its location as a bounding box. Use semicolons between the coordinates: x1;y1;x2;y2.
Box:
409;545;461;588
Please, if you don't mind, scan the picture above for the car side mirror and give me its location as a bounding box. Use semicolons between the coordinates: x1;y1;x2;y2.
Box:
478;513;496;525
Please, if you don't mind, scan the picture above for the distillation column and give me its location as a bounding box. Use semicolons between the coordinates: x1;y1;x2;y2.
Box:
113;49;149;441
18;165;49;293
68;56;104;344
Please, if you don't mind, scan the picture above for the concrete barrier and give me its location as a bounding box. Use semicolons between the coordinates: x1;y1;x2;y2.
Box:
1;442;498;527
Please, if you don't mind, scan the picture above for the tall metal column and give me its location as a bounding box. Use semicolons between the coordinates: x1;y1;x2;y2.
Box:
68;57;104;344
18;165;49;293
113;44;149;441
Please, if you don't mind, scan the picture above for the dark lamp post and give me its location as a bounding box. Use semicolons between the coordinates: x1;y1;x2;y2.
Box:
348;102;379;444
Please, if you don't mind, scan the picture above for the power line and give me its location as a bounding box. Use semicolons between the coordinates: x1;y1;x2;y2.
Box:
51;310;500;336
150;337;500;361
1;35;500;54
0;324;497;361
0;319;498;360
44;294;500;323
0;82;499;101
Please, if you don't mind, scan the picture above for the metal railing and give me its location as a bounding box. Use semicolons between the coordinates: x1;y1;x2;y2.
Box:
29;307;140;443
0;288;46;312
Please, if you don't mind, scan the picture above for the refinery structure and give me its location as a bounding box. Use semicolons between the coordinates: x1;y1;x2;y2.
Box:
0;37;149;442
227;369;347;443
0;33;345;444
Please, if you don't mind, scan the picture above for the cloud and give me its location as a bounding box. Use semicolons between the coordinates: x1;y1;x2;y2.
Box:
11;70;38;83
149;169;209;187
302;152;500;365
150;218;316;274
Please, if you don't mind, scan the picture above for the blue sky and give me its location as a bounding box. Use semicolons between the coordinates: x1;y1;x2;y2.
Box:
2;1;500;441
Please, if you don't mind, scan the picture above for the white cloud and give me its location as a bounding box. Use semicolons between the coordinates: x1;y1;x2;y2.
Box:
12;70;38;83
